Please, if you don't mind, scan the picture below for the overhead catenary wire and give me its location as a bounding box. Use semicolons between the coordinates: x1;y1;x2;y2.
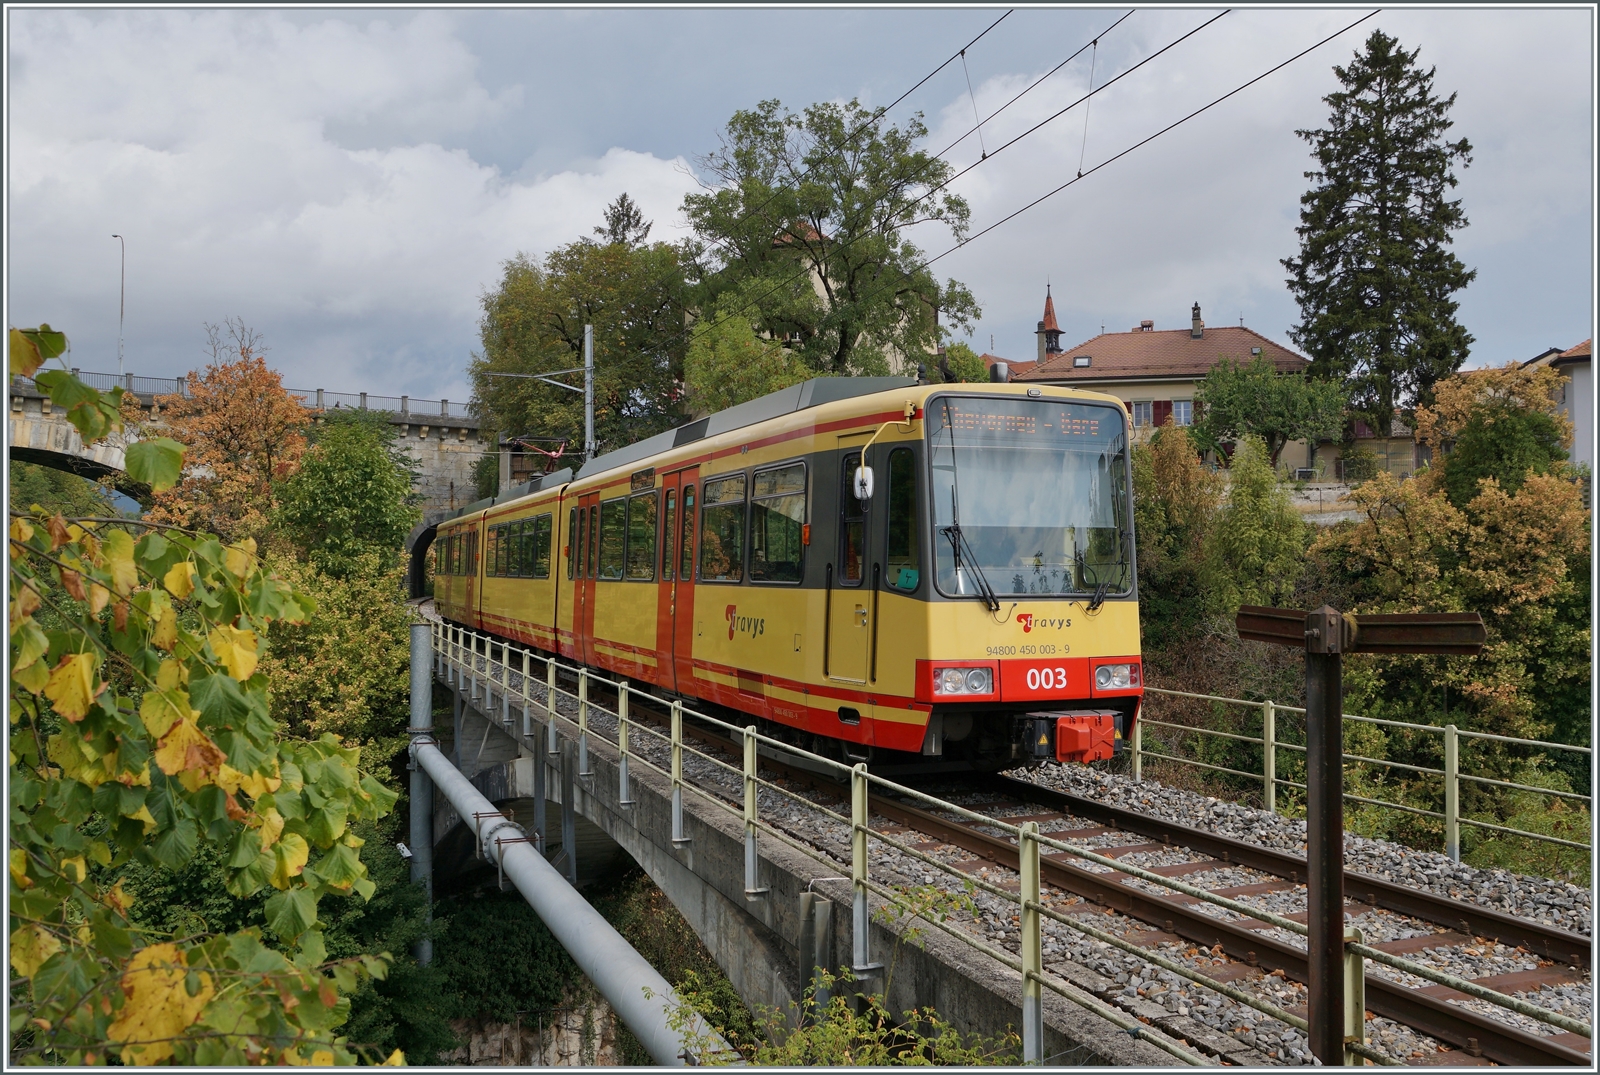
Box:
925;9;1382;270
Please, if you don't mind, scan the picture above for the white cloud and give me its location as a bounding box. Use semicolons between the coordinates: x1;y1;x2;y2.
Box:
7;10;699;400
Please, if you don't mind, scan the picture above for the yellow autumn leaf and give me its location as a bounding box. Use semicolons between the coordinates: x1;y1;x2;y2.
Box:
153;717;226;779
107;943;214;1065
224;537;257;578
150;605;178;651
9;516;34;553
61;856;86;883
381;1048;406;1066
258;807;285;850
156;659;185;690
270;832;310;889
102;529;138;595
10;848;32;890
9;924;61;978
163;561;195;600
207;624;259;681
87;582;112;616
238;766;281;799
311;1050;335;1066
139;689;191;740
43;653;101;722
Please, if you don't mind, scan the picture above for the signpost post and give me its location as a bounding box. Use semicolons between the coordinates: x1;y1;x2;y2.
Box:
1236;605;1485;1065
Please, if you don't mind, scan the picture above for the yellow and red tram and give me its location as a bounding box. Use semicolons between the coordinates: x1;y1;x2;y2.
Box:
434;377;1143;770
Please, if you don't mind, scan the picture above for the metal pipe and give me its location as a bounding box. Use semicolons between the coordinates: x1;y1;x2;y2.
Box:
407;624;434;966
1305;642;1345;1065
409;739;731;1066
583;323;596;462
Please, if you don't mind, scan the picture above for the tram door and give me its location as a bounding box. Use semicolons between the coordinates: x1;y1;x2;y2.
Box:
660;467;699;693
576;493;601;665
827;442;872;684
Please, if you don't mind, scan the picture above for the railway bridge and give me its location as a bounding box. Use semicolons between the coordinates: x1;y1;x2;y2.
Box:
8;369;490;515
411;616;1594;1068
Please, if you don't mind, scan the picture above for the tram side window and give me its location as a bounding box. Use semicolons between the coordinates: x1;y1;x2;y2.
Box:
598;498;627;580
568;509;580;579
662;490;676;581
625;492;658;580
839;452;866;586
506;522;521;577
886;448;920;592
532;514;553;578
679;486;696;580
699;475;746;582
750;462;805;583
587;506;600;579
487;526;501;578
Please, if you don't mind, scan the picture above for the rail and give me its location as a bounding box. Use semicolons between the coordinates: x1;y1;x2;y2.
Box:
11;369;475;419
1135;687;1592;859
432;622;1592;1066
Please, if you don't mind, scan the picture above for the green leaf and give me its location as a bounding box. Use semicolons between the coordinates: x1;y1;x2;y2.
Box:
292;929;327;970
149;817;199;870
125;438;186;492
188;673;249;723
264;886;318;942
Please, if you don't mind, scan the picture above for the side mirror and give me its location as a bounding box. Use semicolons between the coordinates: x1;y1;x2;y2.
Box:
853;465;875;501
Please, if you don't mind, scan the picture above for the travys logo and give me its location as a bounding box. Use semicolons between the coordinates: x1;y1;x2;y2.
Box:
1017;613;1071;633
726;605;766;640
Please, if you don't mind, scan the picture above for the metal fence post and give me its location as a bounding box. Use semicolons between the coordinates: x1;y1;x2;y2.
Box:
1343;926;1366;1066
743;726;768;897
618;682;634;807
1262;699;1277;815
545;657;558;738
1020;821;1043;1064
499;643;510;726
850;762;881;988
521;650;531;737
671;701;688;845
577;669;591;776
1131;716;1143;783
1445;724;1460;863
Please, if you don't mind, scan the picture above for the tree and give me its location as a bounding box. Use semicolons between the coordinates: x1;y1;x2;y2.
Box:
274;412;420;578
934;341;986;384
683;292;812;414
1130;423;1224;649
8;461;116;518
1193;355;1348;466
1283;29;1475;436
1203;435;1310;612
471;235;689;460
682;98;980;378
8;337;402;1063
136;321;309;541
1413;361;1572;509
595;192;653;247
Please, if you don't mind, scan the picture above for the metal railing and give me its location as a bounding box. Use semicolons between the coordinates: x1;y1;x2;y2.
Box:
10;369;475;419
1135;687;1593;860
432;622;1591;1066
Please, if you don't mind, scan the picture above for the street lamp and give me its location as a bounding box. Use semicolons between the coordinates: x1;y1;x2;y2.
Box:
111;234;125;378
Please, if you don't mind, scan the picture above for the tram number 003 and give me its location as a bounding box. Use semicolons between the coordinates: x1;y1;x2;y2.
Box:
1026;667;1070;691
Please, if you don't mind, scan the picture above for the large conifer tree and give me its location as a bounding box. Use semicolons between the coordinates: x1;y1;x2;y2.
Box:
1283;30;1475;436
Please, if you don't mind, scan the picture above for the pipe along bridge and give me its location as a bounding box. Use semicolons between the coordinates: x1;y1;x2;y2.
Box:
407;618;1188;1066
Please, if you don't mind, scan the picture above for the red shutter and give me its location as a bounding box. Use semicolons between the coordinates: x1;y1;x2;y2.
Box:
1152;400;1173;428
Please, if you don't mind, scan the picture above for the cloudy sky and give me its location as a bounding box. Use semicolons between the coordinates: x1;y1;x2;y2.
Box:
7;6;1593;405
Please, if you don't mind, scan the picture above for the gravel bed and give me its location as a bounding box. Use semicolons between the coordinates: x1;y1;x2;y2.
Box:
1014;763;1593;935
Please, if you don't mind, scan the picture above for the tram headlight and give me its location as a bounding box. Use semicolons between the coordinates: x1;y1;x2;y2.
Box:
1094;663;1137;690
935;666;993;695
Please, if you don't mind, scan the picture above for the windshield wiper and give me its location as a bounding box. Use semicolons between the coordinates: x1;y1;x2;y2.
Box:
1076;547;1132;612
940;521;1001;612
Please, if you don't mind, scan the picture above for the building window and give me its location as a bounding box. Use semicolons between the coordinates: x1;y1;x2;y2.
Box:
1132;401;1153;428
1172;400;1193;427
1072;355;1091;368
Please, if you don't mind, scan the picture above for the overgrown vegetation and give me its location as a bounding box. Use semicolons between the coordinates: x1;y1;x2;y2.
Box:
1132;363;1591;883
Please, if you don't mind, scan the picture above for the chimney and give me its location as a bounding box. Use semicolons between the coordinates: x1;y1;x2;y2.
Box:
990;361;1010;383
1135;320;1154;332
1191;302;1204;339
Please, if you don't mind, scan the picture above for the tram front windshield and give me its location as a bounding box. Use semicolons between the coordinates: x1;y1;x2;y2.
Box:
928;395;1131;599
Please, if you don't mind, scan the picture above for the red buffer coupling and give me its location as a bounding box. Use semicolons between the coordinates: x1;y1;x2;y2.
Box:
1052;710;1119;763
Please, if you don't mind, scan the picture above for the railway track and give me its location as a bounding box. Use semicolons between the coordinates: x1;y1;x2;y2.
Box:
451;632;1591;1067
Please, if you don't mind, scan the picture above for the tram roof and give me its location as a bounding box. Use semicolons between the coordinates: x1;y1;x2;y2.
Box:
573;376;918;482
